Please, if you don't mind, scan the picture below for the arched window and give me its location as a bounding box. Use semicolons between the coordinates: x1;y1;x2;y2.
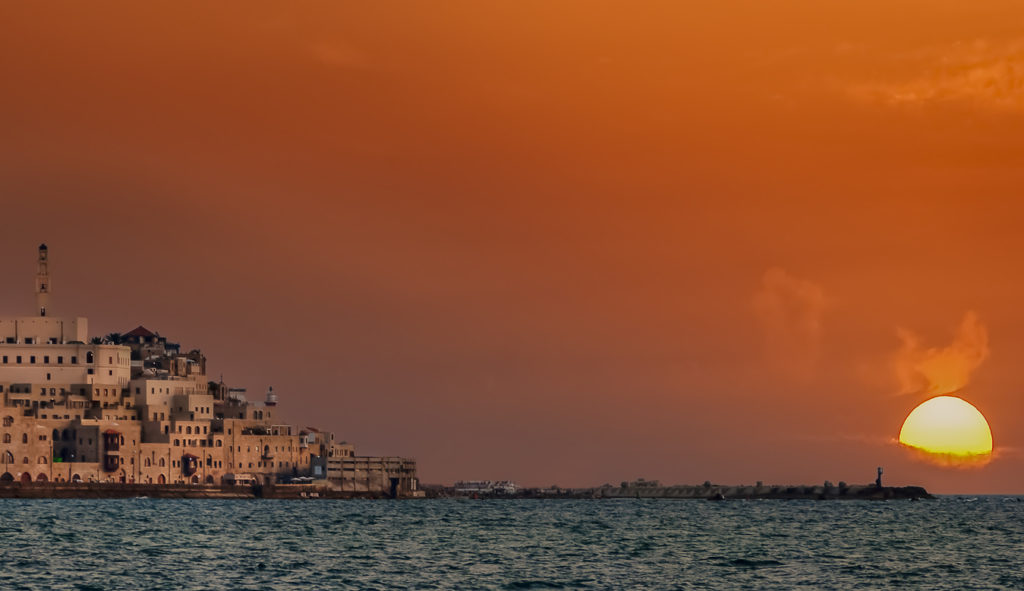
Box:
22;457;28;464
215;440;222;447
174;439;180;446
86;352;94;364
52;429;59;441
120;435;124;445
21;434;27;444
2;416;11;427
2;434;9;444
3;451;12;463
144;458;151;467
186;426;192;434
38;456;47;464
159;458;166;467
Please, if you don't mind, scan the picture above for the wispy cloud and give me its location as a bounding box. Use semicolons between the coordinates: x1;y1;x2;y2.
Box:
850;39;1024;111
753;268;827;378
892;311;989;396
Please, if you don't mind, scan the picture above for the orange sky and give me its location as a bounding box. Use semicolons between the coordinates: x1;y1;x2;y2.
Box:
2;1;1024;492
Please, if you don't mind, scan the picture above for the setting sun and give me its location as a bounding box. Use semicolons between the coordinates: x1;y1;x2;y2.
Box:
898;396;993;465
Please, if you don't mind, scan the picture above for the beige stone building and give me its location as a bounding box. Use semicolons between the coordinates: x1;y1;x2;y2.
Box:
0;245;419;495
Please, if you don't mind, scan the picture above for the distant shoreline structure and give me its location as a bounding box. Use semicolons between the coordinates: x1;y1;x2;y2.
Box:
428;480;932;501
0;479;931;500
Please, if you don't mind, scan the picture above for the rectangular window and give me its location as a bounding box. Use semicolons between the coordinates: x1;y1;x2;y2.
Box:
71;356;77;364
16;356;21;364
2;356;6;364
43;356;49;364
57;356;63;364
87;369;94;375
29;356;35;364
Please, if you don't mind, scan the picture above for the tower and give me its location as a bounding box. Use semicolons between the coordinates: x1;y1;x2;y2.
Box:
35;244;50;317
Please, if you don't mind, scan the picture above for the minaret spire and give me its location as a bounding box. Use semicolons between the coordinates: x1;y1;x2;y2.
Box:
36;244;49;317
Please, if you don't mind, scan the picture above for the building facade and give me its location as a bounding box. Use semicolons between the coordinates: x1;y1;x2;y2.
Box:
0;245;418;495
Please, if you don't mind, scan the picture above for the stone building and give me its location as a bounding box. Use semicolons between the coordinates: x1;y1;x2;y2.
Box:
0;245;419;495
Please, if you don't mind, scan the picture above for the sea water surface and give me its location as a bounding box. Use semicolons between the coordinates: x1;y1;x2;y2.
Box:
0;497;1020;590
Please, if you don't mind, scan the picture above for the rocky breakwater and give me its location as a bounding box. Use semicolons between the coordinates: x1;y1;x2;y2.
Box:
592;481;932;501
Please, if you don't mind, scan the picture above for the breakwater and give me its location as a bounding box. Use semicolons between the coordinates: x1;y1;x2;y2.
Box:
588;483;931;500
430;483;932;500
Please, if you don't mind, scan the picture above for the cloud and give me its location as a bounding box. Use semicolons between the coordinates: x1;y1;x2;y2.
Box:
850;39;1024;112
892;311;989;396
752;268;827;377
898;443;992;469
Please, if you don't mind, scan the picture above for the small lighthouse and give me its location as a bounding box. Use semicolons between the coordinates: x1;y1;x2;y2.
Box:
265;386;278;406
35;244;50;317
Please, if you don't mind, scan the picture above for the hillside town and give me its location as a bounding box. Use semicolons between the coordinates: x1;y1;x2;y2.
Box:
0;245;419;496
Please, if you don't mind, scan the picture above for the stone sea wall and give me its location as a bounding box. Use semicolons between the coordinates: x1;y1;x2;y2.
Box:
0;482;412;500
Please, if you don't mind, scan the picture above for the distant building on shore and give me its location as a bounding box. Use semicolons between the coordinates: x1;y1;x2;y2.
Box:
453;480;519;495
0;245;418;495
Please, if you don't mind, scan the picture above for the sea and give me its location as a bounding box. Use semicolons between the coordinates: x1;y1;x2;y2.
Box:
0;496;1020;590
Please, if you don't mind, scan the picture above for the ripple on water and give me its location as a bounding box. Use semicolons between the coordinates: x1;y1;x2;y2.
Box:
0;497;1019;589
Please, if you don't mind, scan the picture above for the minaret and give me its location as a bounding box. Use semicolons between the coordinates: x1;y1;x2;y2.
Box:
35;244;49;317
